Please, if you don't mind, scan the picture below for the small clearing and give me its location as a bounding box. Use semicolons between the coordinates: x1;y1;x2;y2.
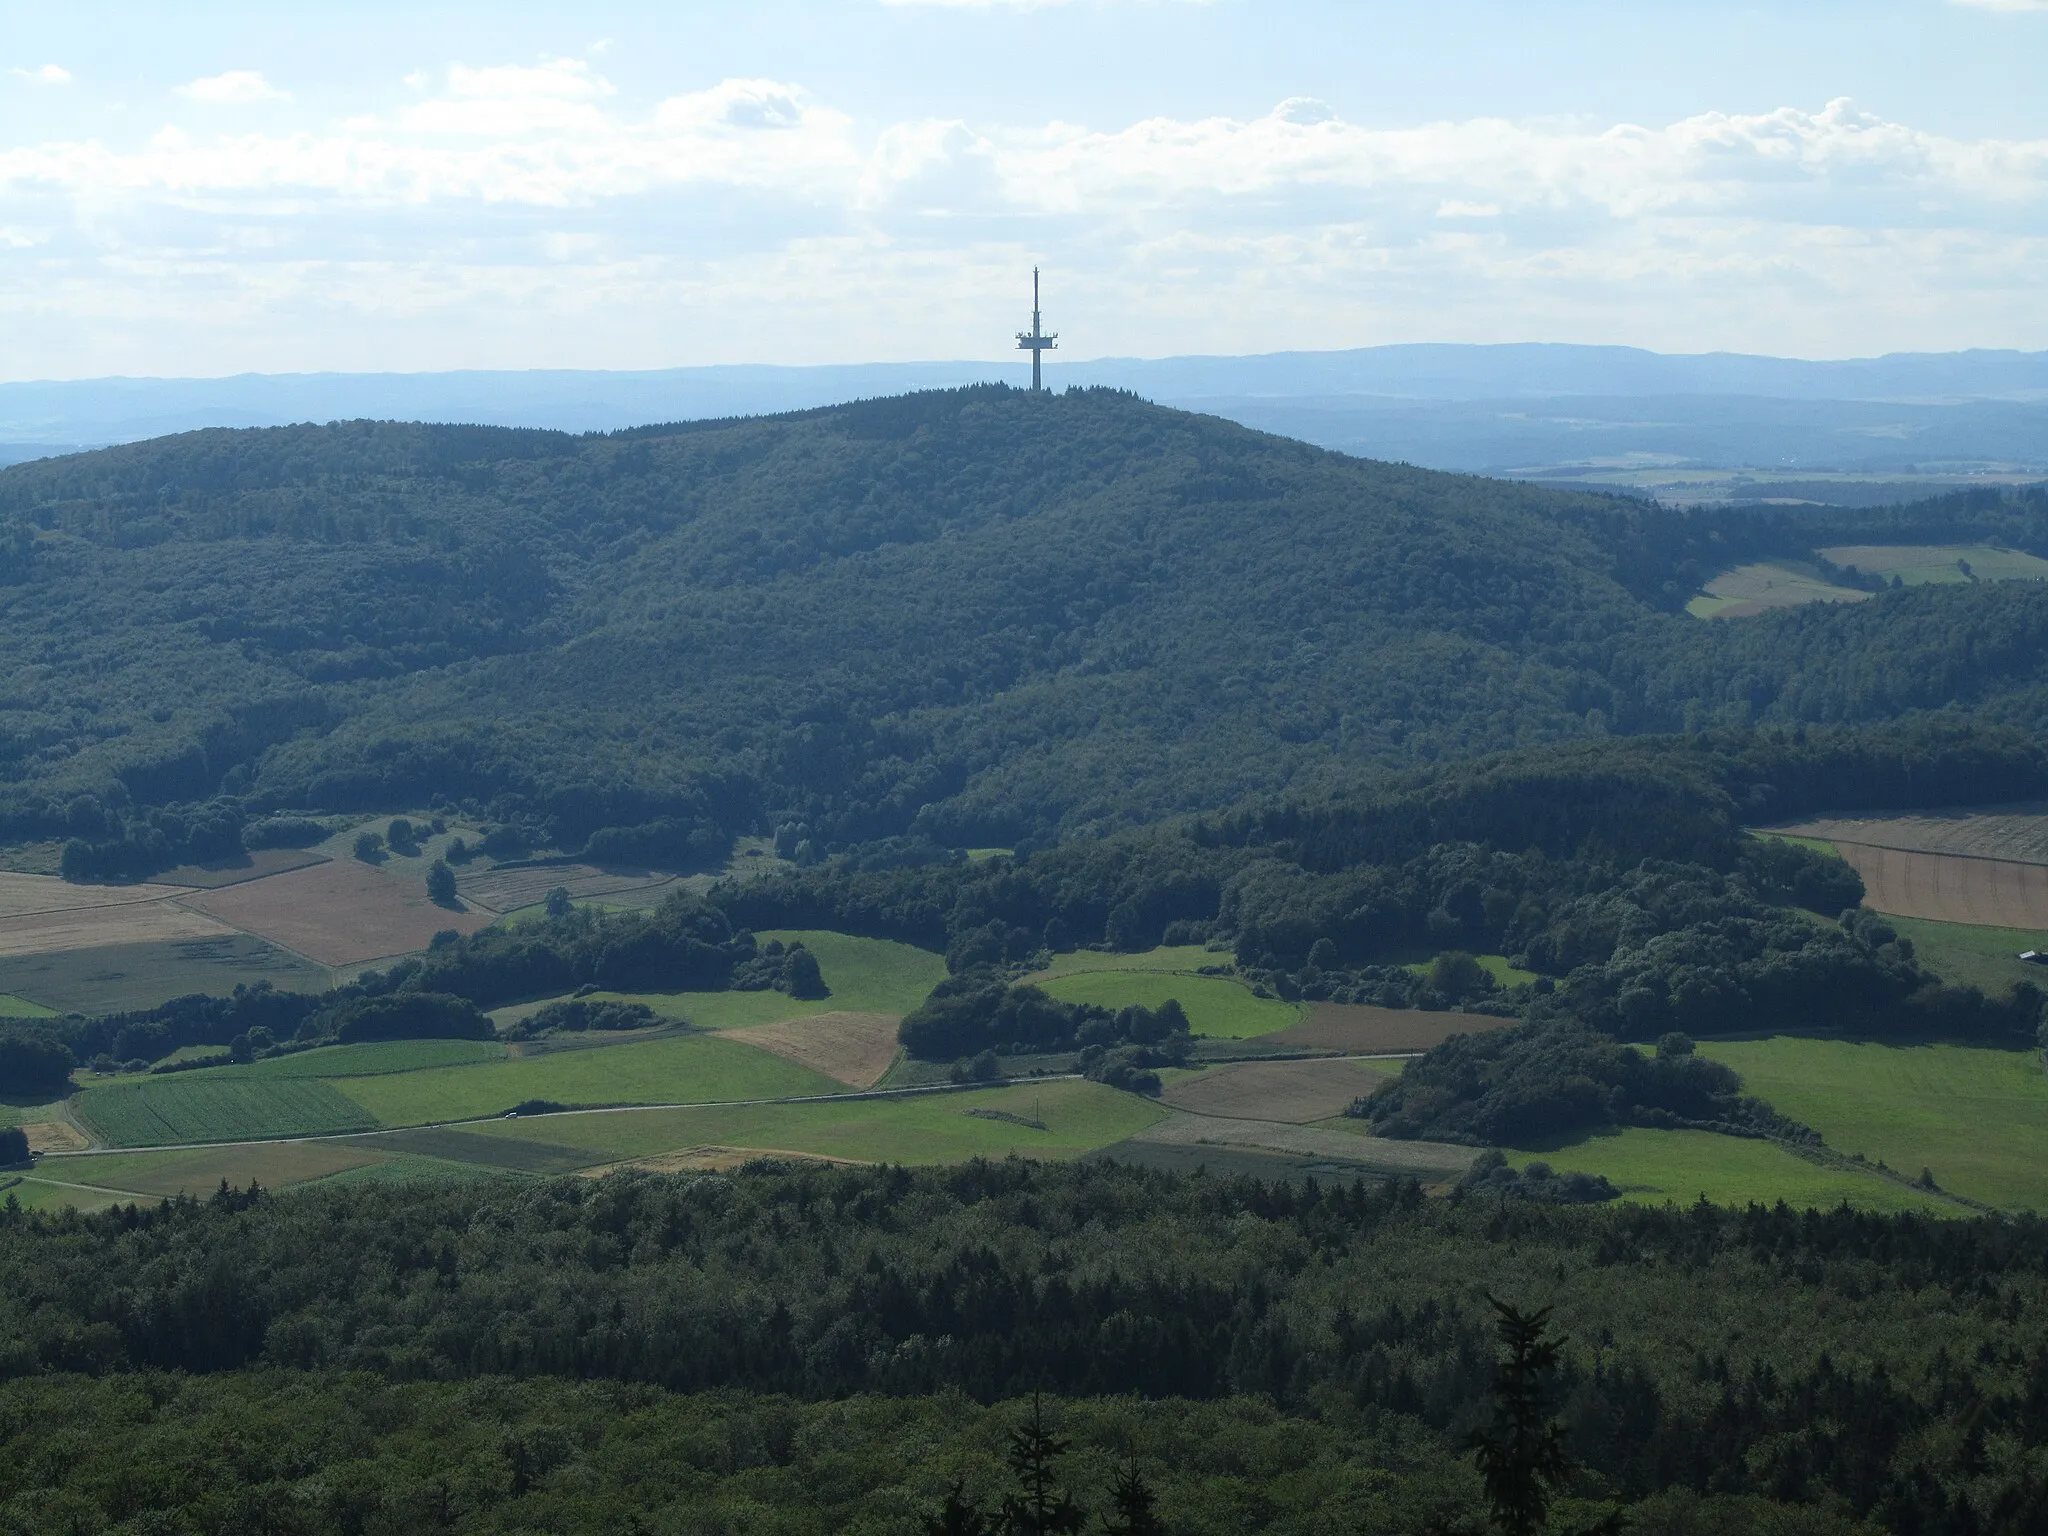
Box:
719;1012;901;1089
0;899;236;959
188;857;494;965
1159;1059;1388;1124
1686;563;1870;619
1270;1004;1514;1053
0;872;189;919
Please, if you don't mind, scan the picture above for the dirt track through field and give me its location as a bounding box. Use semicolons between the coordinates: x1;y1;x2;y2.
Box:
188;858;494;965
1160;1059;1388;1124
1270;1004;1513;1053
0;900;237;958
1826;844;2048;929
719;1012;900;1089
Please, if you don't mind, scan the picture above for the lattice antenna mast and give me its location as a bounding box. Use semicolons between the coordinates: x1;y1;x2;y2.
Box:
1016;266;1057;392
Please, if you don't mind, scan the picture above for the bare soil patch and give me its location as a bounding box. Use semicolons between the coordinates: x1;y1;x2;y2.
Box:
153;849;330;890
459;863;679;915
0;873;189;920
1160;1059;1388;1124
21;1120;90;1153
0;900;236;960
1271;1004;1514;1053
718;1012;900;1089
1823;844;2048;929
188;859;494;965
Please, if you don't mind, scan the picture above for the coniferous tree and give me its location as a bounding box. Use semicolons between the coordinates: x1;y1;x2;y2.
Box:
1001;1395;1085;1536
1468;1298;1574;1536
924;1479;993;1536
1099;1456;1165;1536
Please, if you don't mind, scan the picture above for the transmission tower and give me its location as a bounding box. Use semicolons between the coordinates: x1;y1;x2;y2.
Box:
1016;267;1057;391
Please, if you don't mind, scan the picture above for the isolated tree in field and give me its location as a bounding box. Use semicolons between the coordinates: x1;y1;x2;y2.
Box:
387;817;418;854
1001;1395;1085;1536
1468;1298;1574;1536
353;831;383;862
781;944;827;998
1100;1456;1166;1536
545;885;574;919
427;859;458;907
0;1126;29;1166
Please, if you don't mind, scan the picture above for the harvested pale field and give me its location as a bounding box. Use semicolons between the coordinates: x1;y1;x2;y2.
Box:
188;858;494;965
20;1120;90;1153
1269;1003;1513;1053
0;899;236;959
719;1012;900;1089
459;862;679;915
1131;1111;1478;1178
0;872;190;920
1822;844;2048;930
1777;808;2048;866
1160;1059;1389;1124
153;849;329;889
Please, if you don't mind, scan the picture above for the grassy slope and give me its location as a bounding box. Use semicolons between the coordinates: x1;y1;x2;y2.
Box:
1508;1128;1956;1215
459;1078;1165;1166
336;1034;842;1126
0;994;56;1018
589;930;946;1031
1883;914;2048;997
211;1039;509;1079
1702;1038;2048;1212
1686;563;1867;619
1817;544;2048;585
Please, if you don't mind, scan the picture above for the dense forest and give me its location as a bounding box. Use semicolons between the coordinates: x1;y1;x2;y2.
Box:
5;1160;2048;1533
5;390;2048;872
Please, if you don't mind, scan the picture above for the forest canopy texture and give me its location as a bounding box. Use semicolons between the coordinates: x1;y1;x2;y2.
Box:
5;388;2048;872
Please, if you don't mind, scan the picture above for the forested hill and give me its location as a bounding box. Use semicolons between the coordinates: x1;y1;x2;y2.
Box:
3;385;2048;861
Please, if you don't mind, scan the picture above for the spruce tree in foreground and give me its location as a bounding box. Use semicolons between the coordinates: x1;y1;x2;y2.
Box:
1099;1455;1166;1536
1468;1298;1573;1536
1001;1395;1085;1536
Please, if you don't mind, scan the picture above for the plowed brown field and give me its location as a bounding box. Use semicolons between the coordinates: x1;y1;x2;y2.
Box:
1269;1003;1513;1053
188;859;494;965
1160;1058;1388;1124
1827;844;2048;929
720;1012;899;1089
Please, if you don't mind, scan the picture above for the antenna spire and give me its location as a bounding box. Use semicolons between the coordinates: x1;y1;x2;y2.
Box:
1015;265;1058;392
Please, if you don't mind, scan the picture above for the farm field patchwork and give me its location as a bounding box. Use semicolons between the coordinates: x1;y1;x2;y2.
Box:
0;872;190;919
1775;807;2048;866
1036;969;1300;1039
187;857;494;966
1817;544;2048;586
334;1033;842;1126
458;1078;1167;1168
0;935;328;1015
75;1077;376;1147
1685;562;1869;619
1157;1058;1388;1124
0;899;236;959
1269;1003;1512;1053
1701;1038;2048;1212
1507;1127;1958;1214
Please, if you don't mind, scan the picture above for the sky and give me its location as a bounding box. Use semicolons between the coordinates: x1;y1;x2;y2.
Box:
1;0;2045;379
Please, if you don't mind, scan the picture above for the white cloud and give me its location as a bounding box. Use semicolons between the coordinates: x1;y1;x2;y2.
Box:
11;64;72;85
0;72;2044;372
1951;0;2048;12
178;70;290;106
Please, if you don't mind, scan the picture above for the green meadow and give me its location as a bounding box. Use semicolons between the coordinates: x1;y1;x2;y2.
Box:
335;1033;841;1126
1508;1127;1956;1215
1028;945;1222;980
75;1078;376;1148
1881;915;2048;998
1702;1037;2048;1212
461;1077;1166;1167
1035;969;1300;1039
0;993;56;1018
587;930;946;1031
210;1039;509;1079
1817;543;2048;586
